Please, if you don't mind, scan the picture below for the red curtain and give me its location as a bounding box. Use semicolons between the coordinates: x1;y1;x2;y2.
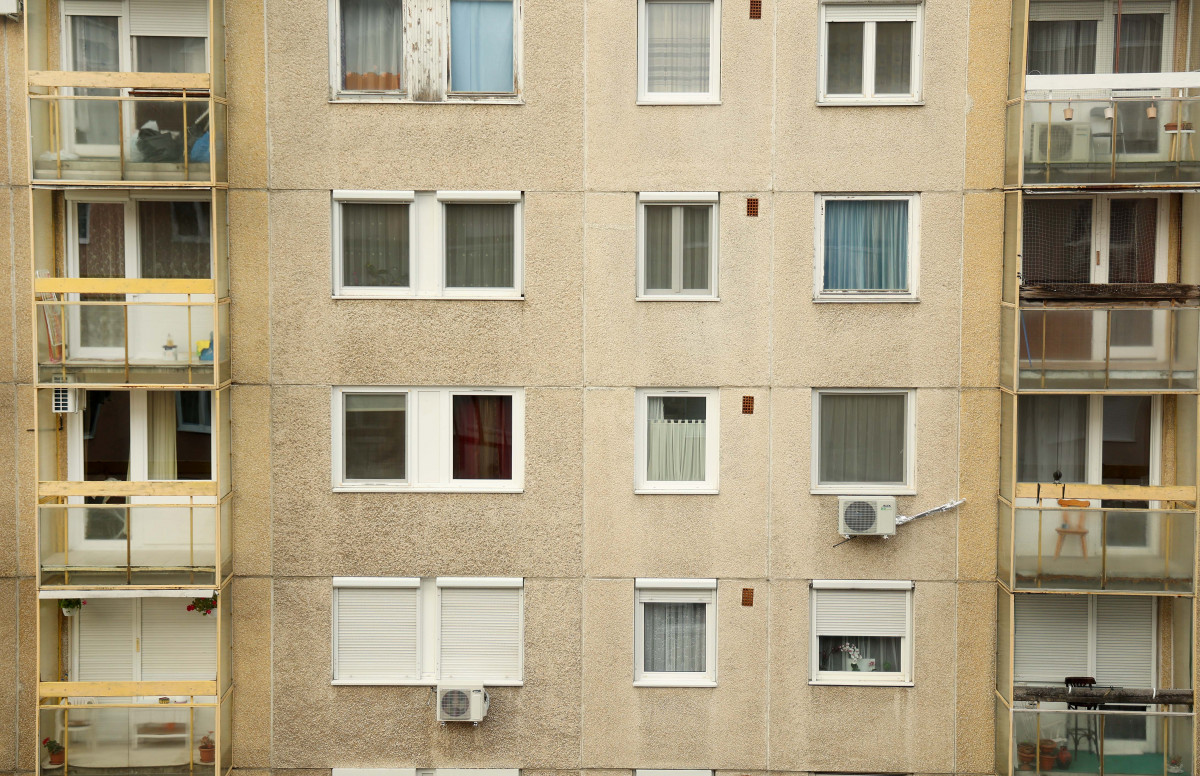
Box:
452;396;513;480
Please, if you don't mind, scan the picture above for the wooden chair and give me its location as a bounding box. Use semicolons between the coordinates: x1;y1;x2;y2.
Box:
1054;499;1091;560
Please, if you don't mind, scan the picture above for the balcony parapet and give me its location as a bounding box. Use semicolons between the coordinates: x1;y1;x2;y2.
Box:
28;71;211;93
1015;686;1194;706
1021;285;1200;303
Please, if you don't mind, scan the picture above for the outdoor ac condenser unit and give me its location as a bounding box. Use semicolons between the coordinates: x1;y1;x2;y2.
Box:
838;496;897;538
1028;123;1091;164
436;684;490;723
52;386;79;414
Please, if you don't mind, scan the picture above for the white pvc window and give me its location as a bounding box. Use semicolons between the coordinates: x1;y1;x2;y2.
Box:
819;3;923;104
810;580;913;685
635;388;720;493
815;194;919;301
812;389;915;494
637;0;722;104
332;577;523;685
634;579;717;686
637;193;719;299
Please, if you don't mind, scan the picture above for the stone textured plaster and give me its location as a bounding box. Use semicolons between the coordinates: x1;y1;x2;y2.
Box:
961;192;1004;390
0;185;13;385
580;579;768;769
232;385;272;577
11;189;32;385
17;580;37;771
16;388;37;578
582;388;769;579
270;386;582;579
230;189;271;386
958;388;1000;583
267;190;584;387
964;0;1013;191
226;0;269;189
0;384;15;578
270;577;581;768
0;579;16;771
232;577;272;768
767;580;958;773
770;387;961;581
956;582;998;773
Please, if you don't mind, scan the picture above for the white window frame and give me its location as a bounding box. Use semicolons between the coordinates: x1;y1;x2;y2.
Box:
332;386;525;493
634;579;717;687
332;577;524;686
810;580;914;686
636;192;720;300
817;2;924;105
637;0;722;105
332;191;523;300
814;193;920;302
811;388;916;495
634;388;720;494
328;0;524;103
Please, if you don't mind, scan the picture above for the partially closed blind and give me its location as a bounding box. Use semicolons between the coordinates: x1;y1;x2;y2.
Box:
335;587;419;681
140;598;216;681
1014;595;1090;683
814;589;908;637
128;0;208;36
1095;596;1155;688
76;599;135;681
440;587;522;681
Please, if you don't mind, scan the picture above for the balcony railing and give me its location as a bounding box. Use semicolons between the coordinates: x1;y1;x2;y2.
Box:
1007;706;1193;776
38;497;231;588
36;297;229;387
1000;506;1194;593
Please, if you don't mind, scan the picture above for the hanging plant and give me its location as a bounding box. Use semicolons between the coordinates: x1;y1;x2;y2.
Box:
187;594;217;616
58;599;86;617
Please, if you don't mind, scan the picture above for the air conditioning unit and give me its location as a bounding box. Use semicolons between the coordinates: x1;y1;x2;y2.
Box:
436;684;490;723
1028;123;1091;164
838;496;897;538
52;386;79;414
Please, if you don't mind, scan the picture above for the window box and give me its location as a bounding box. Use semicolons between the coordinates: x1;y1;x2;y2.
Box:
814;194;919;301
637;0;722;104
634;579;717;686
635;388;720;493
637;193;719;300
811;389;915;494
811;580;913;685
818;2;924;105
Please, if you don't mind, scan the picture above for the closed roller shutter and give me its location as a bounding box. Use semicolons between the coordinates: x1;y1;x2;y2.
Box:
128;0;208;36
140;597;216;681
439;587;522;681
76;598;135;681
813;589;909;637
334;587;419;681
1095;596;1155;688
1014;595;1090;683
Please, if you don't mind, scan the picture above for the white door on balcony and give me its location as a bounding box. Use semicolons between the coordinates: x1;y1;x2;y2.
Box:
73;597;216;682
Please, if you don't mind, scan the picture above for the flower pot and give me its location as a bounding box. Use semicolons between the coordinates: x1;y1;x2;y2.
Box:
49;752;64;765
1040;754;1057;771
199;746;215;764
61;609;77;617
1057;745;1072;768
1018;743;1037;770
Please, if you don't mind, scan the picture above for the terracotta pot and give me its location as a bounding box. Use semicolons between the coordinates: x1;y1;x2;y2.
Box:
49;752;64;766
1058;745;1073;768
1018;743;1037;768
199;746;215;764
1040;754;1057;771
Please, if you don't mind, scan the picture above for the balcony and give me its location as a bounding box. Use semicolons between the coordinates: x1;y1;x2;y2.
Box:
999;504;1194;593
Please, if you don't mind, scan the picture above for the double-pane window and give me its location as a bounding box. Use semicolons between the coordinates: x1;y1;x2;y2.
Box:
636;389;719;492
634;580;717;686
813;390;913;493
638;0;721;103
639;194;718;298
811;581;913;685
817;195;916;299
820;3;922;103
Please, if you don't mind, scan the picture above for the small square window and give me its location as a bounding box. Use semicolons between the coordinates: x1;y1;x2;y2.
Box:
811;581;913;685
819;3;923;104
638;0;722;104
815;194;918;301
638;193;719;298
635;579;717;686
812;389;914;494
635;389;720;493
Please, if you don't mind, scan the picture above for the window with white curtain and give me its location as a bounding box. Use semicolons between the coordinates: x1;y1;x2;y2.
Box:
635;579;717;686
816;194;918;300
638;0;722;103
333;387;524;492
819;3;923;103
635;389;720;493
332;577;524;685
813;389;914;493
811;580;913;685
332;191;522;298
1026;0;1174;79
638;193;719;299
331;0;521;100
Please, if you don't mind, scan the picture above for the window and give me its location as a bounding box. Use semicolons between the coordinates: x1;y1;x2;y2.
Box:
819;3;923;104
634;579;717;686
1014;594;1154;688
72;596;216;682
637;193;719;299
331;0;521;101
333;387;524;492
811;580;913;685
332;191;523;299
637;0;722;104
1026;0;1174;79
332;577;523;685
1022;194;1166;285
815;194;918;300
812;390;914;494
635;389;720;493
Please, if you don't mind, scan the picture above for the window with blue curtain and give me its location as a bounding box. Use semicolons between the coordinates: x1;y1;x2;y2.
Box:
450;0;515;93
822;198;910;292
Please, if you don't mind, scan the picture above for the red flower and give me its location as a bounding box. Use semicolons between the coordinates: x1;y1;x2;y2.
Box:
42;738;48;746
186;605;195;611
81;600;87;605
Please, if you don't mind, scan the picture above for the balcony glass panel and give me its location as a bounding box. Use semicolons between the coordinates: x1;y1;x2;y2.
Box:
997;585;1013;703
1000;499;1014;588
1011;507;1194;592
1011;708;1193;776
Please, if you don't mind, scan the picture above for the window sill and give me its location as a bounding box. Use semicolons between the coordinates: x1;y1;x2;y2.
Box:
636;98;722;106
817;98;925;107
332;679;525;686
333;485;525;494
813;295;919;304
332;294;525;301
811;486;915;496
633;679;718;688
636;295;721;302
635;488;720;495
809;678;914;687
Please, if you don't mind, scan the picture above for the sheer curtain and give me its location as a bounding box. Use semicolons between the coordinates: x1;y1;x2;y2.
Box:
647;397;706;482
873;22;912;94
823;199;908;291
644;205;711;293
344;393;407;480
451;0;515;92
819;393;905;484
1115;14;1164;74
681;206;710;290
825;22;864;94
138;201;211;279
147;392;178;481
1017;395;1088;483
818;635;902;672
341;203;410;287
644;206;673;290
453;395;513;480
70;16;121;147
445;204;515;288
644;603;706;672
646;1;711;93
1027;20;1097;75
341;0;404;90
1108;198;1157;283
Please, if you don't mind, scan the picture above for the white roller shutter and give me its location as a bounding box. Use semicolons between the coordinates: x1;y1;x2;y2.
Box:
76;598;135;681
439;587;522;681
824;4;920;22
334;587;419;681
813;589;909;637
140;598;216;681
1014;595;1090;683
128;0;208;36
1095;596;1155;688
63;1;124;15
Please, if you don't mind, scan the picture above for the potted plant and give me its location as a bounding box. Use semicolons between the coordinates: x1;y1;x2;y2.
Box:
1169;757;1185;774
837;642;863;671
187;595;217;616
42;737;65;765
198;732;215;764
58;599;85;617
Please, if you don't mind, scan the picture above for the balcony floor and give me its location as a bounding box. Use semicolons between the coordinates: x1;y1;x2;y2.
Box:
44;739;209;773
1020;750;1182;776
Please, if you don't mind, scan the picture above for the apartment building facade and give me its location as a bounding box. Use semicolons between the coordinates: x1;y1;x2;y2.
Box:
0;3;1187;776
